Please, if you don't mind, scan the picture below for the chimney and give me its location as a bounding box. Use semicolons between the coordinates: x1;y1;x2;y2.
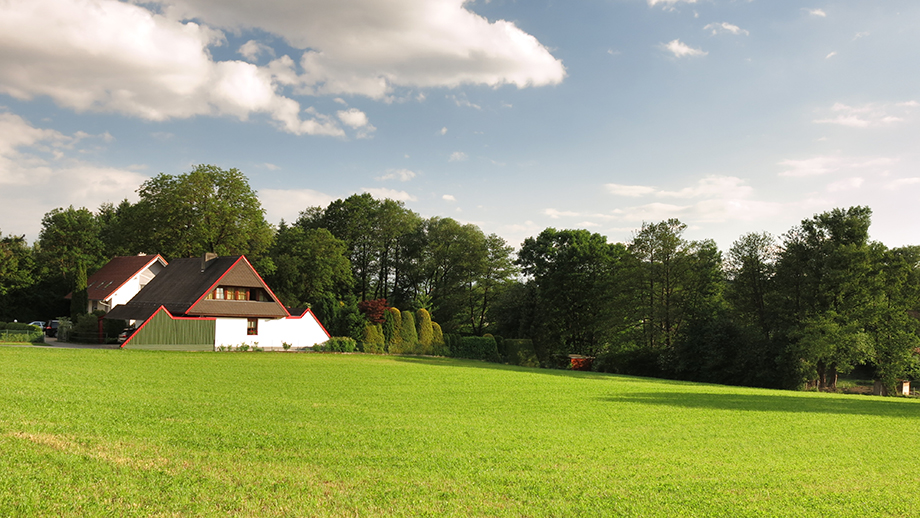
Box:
201;252;218;272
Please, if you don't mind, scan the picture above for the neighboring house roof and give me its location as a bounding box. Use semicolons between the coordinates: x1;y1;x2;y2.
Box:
106;255;289;321
67;254;167;301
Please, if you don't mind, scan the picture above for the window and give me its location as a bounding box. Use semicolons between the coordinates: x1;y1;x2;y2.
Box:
247;318;258;336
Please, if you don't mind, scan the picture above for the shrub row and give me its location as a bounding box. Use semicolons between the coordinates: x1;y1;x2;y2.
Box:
0;322;42;331
318;336;358;352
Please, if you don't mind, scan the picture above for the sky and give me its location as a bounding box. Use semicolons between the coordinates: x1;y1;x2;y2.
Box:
1;0;918;252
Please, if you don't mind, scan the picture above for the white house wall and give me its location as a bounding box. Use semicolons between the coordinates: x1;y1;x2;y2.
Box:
214;315;329;350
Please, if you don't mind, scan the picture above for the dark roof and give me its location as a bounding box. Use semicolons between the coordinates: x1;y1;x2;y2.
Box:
105;255;288;320
69;255;166;301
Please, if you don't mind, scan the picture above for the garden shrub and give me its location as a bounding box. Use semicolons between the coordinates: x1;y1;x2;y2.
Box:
362;324;385;353
431;322;446;356
383;308;403;353
70;314;102;344
455;336;501;362
0;322;44;343
400;310;419;353
503;339;539;367
416;308;433;354
320;336;357;352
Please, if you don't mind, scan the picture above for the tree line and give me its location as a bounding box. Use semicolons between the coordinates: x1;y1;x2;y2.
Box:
1;165;917;392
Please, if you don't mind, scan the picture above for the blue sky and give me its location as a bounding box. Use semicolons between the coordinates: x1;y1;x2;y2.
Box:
1;0;918;252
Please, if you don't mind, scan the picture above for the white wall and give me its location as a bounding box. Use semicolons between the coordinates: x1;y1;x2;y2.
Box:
214;313;329;350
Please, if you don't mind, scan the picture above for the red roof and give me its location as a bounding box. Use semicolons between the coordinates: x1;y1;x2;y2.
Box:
82;255;167;302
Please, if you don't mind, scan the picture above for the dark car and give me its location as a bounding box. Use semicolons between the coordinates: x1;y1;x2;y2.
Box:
44;320;60;337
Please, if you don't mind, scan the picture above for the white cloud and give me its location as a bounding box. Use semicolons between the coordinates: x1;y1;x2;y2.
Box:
827;177;864;192
238;40;275;62
703;22;749;36
543;208;580;219
377;168;417;182
442;194;456;201
261;162;280;171
448;95;481;110
160;0;565;100
648;0;697;6
606;184;656;197
0;111;148;240
0;0;564;135
825;51;837;59
259;188;335;224
884;178;920;190
361;187;417;202
439;127;448;135
778;155;896;177
805;8;827;17
0;0;345;137
813;102;915;128
337;108;369;128
662;39;707;58
449;151;468;162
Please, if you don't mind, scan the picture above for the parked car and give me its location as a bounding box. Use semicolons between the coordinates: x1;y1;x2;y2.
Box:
28;321;45;330
44;320;60;337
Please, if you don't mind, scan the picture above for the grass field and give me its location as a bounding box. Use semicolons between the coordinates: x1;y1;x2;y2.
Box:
1;348;918;517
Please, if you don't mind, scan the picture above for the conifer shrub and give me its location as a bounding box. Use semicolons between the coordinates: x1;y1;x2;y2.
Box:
400;310;419;353
384;308;404;353
416;308;434;354
431;322;446;356
363;324;385;354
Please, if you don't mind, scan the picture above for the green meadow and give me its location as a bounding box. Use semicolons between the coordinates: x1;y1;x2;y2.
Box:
1;348;918;517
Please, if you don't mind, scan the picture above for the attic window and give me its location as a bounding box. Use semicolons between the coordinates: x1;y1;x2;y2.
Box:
205;287;270;302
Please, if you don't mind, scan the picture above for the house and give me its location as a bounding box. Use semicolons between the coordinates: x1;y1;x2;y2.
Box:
105;253;330;351
67;254;168;314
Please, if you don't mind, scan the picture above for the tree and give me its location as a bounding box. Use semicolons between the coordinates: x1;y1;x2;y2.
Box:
518;228;631;359
725;232;776;336
628;219;722;353
264;223;353;308
134;165;272;259
772;207;878;389
70;260;88;318
38;206;105;282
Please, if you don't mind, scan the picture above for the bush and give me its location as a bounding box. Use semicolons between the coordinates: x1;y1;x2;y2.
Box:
362;324;385;353
417;309;434;353
593;347;663;377
0;322;44;344
320;336;357;352
503;339;539;367
431;322;446;356
383;308;402;353
400;310;419;353
70;314;102;344
454;336;501;362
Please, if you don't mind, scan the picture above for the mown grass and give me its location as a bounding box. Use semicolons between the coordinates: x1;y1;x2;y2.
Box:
1;348;918;517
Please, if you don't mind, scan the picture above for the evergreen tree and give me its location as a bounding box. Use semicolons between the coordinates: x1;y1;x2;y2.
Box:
70;261;88;318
